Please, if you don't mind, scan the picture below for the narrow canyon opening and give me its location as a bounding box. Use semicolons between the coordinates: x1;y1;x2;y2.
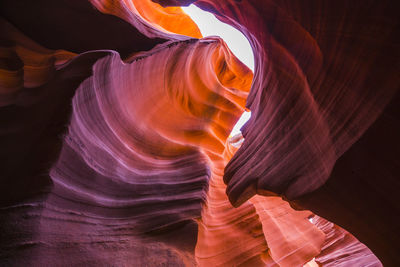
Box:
1;0;397;266
182;4;253;137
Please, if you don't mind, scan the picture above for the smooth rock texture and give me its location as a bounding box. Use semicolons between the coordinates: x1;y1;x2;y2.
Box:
311;215;382;266
0;0;167;58
169;0;398;265
0;0;398;266
90;0;202;38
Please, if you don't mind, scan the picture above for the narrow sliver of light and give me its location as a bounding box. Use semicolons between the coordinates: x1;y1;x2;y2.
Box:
183;10;320;267
182;5;254;72
182;4;253;136
229;111;251;137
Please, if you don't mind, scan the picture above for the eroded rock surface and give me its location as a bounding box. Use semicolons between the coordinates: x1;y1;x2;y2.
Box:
1;0;398;266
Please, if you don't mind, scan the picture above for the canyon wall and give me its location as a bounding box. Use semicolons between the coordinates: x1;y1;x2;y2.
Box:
1;0;398;266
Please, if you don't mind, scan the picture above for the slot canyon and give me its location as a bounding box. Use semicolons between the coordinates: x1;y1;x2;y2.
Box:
0;0;399;266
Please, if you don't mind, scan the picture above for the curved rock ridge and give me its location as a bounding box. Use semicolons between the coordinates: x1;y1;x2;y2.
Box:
0;17;110;204
90;0;202;38
195;137;271;266
0;0;168;58
50;36;251;236
50;37;250;264
215;134;382;267
185;0;400;206
155;0;399;264
310;215;382;266
250;196;325;266
195;136;326;266
0;19;76;106
195;151;270;266
0;0;398;266
0;27;254;264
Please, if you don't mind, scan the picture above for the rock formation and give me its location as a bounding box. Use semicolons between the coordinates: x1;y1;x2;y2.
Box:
0;0;398;266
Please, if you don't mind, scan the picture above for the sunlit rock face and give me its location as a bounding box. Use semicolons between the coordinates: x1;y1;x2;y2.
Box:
0;0;398;266
174;0;398;265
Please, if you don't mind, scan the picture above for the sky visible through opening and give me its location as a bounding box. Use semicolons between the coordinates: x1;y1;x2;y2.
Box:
182;4;252;137
178;9;324;267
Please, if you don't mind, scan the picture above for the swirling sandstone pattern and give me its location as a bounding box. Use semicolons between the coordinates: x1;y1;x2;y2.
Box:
90;0;202;38
0;0;399;266
180;0;399;265
311;215;382;266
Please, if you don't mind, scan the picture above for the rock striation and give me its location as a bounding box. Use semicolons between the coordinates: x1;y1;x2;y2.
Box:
0;0;399;266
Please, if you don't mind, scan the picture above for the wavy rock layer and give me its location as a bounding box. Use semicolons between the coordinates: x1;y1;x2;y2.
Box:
168;0;398;264
311;215;381;267
250;196;324;266
195;152;270;266
0;0;398;266
90;0;202;38
49;36;250;240
0;0;168;57
0;9;253;263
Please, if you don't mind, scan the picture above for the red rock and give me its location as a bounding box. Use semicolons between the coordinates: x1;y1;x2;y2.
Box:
0;0;398;266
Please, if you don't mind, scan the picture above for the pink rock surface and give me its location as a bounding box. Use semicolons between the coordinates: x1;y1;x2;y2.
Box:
0;0;399;266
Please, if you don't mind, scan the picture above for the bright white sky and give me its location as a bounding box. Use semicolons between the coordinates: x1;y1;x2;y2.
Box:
182;5;254;72
179;12;317;267
182;4;253;136
230;111;251;137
